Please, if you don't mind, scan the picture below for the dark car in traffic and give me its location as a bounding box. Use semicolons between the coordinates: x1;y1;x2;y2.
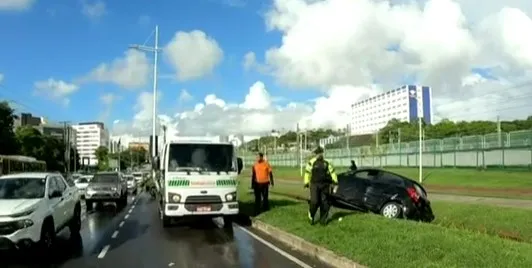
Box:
328;168;434;222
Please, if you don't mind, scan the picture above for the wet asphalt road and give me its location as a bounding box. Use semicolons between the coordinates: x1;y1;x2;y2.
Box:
3;192;329;268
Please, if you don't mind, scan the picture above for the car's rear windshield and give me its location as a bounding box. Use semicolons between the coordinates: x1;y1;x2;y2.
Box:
132;173;142;177
77;178;88;183
91;174;118;183
127;177;134;181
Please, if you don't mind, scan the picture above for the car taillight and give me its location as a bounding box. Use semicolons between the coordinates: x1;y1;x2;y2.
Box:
406;187;419;203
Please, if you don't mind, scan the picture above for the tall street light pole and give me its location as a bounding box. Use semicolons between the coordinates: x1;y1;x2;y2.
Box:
129;25;161;179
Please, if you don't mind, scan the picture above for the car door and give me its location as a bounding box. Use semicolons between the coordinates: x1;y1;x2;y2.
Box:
364;171;404;210
47;177;64;231
336;171;372;206
57;175;75;221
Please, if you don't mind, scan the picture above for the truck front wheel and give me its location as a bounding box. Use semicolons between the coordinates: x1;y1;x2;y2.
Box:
223;216;233;229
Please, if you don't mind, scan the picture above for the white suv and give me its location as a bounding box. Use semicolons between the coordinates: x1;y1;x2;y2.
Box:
0;172;82;253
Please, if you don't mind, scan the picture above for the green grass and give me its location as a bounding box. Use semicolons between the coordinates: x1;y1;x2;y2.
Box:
237;181;532;267
246;181;532;243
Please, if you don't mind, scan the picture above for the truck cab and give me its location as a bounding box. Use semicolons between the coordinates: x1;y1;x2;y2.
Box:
152;141;243;228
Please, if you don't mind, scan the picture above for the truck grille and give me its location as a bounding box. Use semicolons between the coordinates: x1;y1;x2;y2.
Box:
185;195;222;204
0;222;16;235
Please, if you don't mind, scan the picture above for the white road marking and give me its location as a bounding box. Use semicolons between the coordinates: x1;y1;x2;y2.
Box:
111;230;119;238
132;205;136;209
97;245;110;259
128;208;133;213
119;221;125;228
236;226;313;268
125;214;130;219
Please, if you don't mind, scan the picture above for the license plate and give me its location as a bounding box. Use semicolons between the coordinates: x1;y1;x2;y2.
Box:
196;206;211;212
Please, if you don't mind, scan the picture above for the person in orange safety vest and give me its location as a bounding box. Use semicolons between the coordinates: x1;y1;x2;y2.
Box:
251;152;274;215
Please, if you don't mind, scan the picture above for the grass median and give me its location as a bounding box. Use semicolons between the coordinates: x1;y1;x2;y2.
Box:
248;166;532;199
237;182;532;267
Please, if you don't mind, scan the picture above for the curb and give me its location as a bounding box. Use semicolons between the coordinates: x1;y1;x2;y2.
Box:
252;219;367;268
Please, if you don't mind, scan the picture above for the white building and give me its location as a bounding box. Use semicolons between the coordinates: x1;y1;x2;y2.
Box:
350;85;433;135
72;122;109;166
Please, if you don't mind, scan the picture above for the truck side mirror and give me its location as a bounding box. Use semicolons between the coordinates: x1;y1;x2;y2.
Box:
152;156;160;171
237;157;243;175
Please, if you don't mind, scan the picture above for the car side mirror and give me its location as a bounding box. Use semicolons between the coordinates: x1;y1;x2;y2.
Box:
49;190;62;199
152;156;160;171
237;157;243;175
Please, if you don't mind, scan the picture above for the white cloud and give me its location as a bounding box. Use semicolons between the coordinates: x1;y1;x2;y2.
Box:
0;0;34;11
82;49;151;89
99;93;120;121
113;0;532;138
242;51;256;71
81;0;107;20
179;89;193;102
164;30;224;81
34;78;79;106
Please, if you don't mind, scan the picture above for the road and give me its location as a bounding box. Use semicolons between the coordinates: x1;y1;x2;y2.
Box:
3;193;329;268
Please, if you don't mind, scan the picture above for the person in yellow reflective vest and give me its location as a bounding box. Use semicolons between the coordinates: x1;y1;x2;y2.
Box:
303;147;338;225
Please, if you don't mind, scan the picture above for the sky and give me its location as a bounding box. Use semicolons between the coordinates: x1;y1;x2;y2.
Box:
1;0;532;145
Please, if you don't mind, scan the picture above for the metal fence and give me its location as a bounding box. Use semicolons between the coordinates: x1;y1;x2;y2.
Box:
240;130;532;169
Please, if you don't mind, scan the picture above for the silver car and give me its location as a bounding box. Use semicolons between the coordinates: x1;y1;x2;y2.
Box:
125;175;138;195
85;172;128;210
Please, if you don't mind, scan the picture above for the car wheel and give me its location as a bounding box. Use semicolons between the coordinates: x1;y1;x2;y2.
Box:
380;202;402;219
69;204;81;233
39;220;55;255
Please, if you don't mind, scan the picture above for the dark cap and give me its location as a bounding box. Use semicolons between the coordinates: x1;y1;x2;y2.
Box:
258;152;264;157
313;147;324;154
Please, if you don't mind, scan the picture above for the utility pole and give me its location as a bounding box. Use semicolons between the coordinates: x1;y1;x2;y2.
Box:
59;121;71;174
130;25;161;180
346;124;351;159
497;116;502;147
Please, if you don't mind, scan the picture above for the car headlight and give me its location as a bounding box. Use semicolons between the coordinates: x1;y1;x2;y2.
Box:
225;192;237;202
14;219;34;230
168;193;181;203
111;187;118;191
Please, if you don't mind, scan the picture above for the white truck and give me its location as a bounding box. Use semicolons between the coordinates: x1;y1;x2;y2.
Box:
152;140;243;228
0;172;82;253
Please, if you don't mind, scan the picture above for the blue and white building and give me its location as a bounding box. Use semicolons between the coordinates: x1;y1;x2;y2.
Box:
350;85;433;135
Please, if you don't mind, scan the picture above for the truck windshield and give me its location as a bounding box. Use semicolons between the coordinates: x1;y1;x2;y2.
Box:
168;144;235;172
0;178;46;199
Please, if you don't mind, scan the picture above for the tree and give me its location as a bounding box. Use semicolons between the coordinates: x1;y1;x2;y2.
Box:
15;126;45;157
94;146;109;171
0;101;19;154
109;147;148;170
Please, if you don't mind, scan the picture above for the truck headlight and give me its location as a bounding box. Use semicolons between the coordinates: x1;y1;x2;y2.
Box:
168;193;181;203
225;192;237;202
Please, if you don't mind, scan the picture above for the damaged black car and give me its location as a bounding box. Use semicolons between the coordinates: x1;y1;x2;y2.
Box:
328;168;435;222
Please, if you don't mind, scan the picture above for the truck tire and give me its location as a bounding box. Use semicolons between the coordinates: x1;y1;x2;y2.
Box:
223;216;233;229
69;204;81;233
86;200;94;211
162;214;171;228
